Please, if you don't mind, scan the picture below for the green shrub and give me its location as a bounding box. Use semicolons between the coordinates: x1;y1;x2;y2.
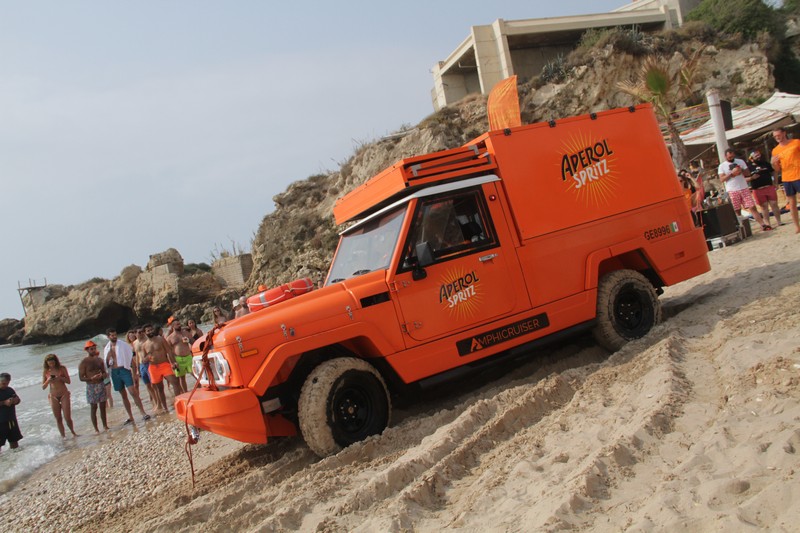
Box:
782;0;800;16
675;20;718;43
540;54;568;83
568;26;651;66
716;32;745;50
184;263;211;275
611;26;652;56
686;0;784;41
737;96;768;106
577;28;608;50
419;106;461;129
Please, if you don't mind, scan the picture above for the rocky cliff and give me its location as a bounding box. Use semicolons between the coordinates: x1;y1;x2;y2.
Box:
10;34;779;344
0;318;24;344
19;249;234;344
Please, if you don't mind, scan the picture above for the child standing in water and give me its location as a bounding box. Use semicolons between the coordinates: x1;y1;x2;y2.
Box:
42;354;79;438
0;372;22;451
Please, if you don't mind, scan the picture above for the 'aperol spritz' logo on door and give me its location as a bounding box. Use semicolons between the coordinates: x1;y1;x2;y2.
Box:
438;268;482;319
560;133;620;207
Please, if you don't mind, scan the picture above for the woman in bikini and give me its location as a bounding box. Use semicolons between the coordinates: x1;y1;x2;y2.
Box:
187;319;204;341
41;354;78;438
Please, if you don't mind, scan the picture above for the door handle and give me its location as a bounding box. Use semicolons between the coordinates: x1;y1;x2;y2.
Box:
479;253;498;262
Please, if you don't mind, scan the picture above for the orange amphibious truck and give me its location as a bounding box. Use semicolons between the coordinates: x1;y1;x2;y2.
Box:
176;104;710;456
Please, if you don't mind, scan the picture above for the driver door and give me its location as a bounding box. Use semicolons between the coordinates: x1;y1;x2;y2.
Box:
391;184;517;344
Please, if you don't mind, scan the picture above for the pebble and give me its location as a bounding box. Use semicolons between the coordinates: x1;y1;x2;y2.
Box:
2;419;204;532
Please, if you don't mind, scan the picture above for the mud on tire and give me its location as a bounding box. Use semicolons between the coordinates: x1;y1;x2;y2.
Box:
298;357;391;457
593;269;662;352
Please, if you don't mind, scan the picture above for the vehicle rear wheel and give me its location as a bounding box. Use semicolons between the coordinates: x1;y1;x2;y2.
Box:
593;269;661;352
298;357;391;457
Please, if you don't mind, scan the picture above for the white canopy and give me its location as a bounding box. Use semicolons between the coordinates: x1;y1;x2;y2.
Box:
680;92;800;146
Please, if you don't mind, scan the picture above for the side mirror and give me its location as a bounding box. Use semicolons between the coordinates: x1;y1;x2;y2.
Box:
415;241;435;267
412;241;434;280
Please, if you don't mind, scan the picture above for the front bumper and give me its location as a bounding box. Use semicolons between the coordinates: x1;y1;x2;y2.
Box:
175;388;269;444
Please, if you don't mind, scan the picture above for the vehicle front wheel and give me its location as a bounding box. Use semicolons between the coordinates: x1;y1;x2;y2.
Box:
298;357;391;457
593;269;662;352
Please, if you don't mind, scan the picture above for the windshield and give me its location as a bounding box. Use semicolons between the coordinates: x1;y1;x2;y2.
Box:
326;206;406;285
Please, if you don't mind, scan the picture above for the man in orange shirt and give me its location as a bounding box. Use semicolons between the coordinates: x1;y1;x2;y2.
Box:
771;126;800;234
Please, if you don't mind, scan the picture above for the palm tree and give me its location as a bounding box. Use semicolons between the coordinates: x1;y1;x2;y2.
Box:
617;49;703;170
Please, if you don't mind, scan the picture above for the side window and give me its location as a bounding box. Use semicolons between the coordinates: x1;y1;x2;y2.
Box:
401;188;497;268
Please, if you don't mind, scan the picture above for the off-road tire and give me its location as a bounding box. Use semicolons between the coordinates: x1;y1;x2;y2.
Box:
593;269;662;352
298;357;391;457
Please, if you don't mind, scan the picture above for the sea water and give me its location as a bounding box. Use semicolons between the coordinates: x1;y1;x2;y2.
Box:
0;336;126;493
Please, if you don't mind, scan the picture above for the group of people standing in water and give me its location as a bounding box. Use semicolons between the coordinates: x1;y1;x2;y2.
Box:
38;318;205;439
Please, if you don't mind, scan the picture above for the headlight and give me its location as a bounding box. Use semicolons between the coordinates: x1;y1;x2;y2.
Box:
213;357;230;382
192;352;231;386
192;358;204;379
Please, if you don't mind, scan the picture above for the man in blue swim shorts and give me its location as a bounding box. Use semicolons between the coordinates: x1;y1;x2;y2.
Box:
104;329;151;424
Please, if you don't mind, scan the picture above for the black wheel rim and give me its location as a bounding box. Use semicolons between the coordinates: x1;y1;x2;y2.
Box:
332;385;373;435
614;285;645;332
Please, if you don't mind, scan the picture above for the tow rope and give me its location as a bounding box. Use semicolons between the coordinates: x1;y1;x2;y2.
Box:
184;322;224;487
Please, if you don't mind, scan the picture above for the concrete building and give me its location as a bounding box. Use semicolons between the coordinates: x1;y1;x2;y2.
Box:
431;0;701;110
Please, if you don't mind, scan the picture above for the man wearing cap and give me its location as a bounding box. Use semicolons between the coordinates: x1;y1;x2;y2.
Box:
104;329;151;424
78;341;109;432
166;315;178;336
747;149;782;228
234;297;250;319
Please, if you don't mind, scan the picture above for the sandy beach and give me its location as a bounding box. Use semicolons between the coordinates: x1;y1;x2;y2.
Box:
3;224;799;532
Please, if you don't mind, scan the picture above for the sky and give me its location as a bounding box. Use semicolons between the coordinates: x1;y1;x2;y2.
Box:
0;0;623;320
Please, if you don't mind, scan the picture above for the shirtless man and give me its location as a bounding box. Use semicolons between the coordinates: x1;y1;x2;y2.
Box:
104;328;150;424
166;320;193;394
141;323;180;412
132;327;157;408
78;340;109;432
234;297;250;318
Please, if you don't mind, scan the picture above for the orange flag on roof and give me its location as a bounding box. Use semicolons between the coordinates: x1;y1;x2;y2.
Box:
487;75;521;131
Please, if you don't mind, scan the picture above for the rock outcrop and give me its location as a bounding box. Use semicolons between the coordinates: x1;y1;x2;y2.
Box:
0;318;23;344
20;250;227;344
521;43;774;123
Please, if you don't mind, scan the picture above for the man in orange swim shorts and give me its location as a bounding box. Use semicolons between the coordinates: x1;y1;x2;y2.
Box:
141;323;180;413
